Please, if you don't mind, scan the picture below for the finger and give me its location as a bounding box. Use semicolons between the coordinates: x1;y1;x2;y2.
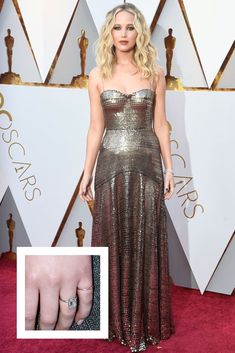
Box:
79;194;86;202
164;188;173;199
25;285;39;330
75;284;93;325
82;191;90;201
87;187;93;199
164;187;170;195
79;192;84;201
83;195;90;202
81;188;90;202
79;183;90;199
164;176;174;197
55;287;77;330
79;187;86;201
164;188;171;199
80;192;88;202
168;183;174;197
164;179;169;189
39;286;60;330
78;191;84;201
87;191;93;201
86;186;93;197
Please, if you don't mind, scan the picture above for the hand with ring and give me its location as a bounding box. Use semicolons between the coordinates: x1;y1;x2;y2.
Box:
164;171;175;200
25;255;93;330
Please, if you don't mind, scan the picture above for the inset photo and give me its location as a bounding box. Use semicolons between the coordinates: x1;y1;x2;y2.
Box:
17;247;108;339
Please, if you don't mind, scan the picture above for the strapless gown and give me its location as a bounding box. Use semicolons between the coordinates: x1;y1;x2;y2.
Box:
91;88;175;352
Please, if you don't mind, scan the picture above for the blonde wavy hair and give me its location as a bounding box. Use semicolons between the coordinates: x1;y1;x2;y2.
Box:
95;3;158;80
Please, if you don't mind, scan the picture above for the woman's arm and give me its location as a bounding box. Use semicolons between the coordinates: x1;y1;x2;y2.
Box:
153;67;174;199
83;67;105;178
153;66;173;171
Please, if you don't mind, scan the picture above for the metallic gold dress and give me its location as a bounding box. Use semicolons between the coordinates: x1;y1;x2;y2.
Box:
91;88;175;352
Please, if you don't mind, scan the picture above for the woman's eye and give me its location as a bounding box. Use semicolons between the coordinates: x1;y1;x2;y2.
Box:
113;26;134;31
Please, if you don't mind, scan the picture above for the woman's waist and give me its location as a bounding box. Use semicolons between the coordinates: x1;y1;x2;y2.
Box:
105;120;153;130
101;128;160;150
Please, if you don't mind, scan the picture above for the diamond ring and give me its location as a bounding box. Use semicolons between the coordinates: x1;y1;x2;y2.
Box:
59;296;77;309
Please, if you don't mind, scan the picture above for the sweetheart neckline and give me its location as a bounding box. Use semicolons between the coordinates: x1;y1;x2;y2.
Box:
100;88;155;97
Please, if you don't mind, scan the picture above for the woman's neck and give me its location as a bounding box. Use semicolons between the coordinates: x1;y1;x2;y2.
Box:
115;48;134;65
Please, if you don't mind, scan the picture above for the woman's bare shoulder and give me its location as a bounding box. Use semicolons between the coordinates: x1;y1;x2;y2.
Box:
89;67;102;90
153;65;166;91
155;65;165;80
89;66;102;80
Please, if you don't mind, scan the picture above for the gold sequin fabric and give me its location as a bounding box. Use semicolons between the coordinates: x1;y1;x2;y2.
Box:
91;88;175;352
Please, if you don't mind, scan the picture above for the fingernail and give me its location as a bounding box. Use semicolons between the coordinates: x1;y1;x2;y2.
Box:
77;319;84;325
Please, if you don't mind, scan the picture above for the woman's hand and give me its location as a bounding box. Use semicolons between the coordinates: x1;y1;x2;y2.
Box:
164;171;174;200
25;255;93;330
79;173;93;202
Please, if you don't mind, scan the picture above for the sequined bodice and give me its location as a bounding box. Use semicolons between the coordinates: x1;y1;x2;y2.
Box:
95;88;163;188
100;88;155;130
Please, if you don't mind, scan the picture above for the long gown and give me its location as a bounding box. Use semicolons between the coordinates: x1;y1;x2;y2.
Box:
91;86;175;352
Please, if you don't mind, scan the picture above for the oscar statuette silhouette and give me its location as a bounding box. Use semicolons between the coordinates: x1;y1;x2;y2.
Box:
71;29;89;88
0;29;22;84
2;213;16;260
164;28;183;90
75;221;85;247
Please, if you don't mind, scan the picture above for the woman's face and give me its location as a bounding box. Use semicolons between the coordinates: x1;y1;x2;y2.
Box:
111;10;138;53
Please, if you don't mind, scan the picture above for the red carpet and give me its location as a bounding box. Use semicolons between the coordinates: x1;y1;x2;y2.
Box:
0;258;234;353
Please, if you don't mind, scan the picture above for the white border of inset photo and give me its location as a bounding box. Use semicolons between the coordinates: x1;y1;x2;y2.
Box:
17;246;109;339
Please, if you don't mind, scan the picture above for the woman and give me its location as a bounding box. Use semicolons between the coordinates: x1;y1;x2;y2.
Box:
79;2;175;351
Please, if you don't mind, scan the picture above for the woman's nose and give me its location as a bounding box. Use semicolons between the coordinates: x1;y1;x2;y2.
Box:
121;28;127;37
